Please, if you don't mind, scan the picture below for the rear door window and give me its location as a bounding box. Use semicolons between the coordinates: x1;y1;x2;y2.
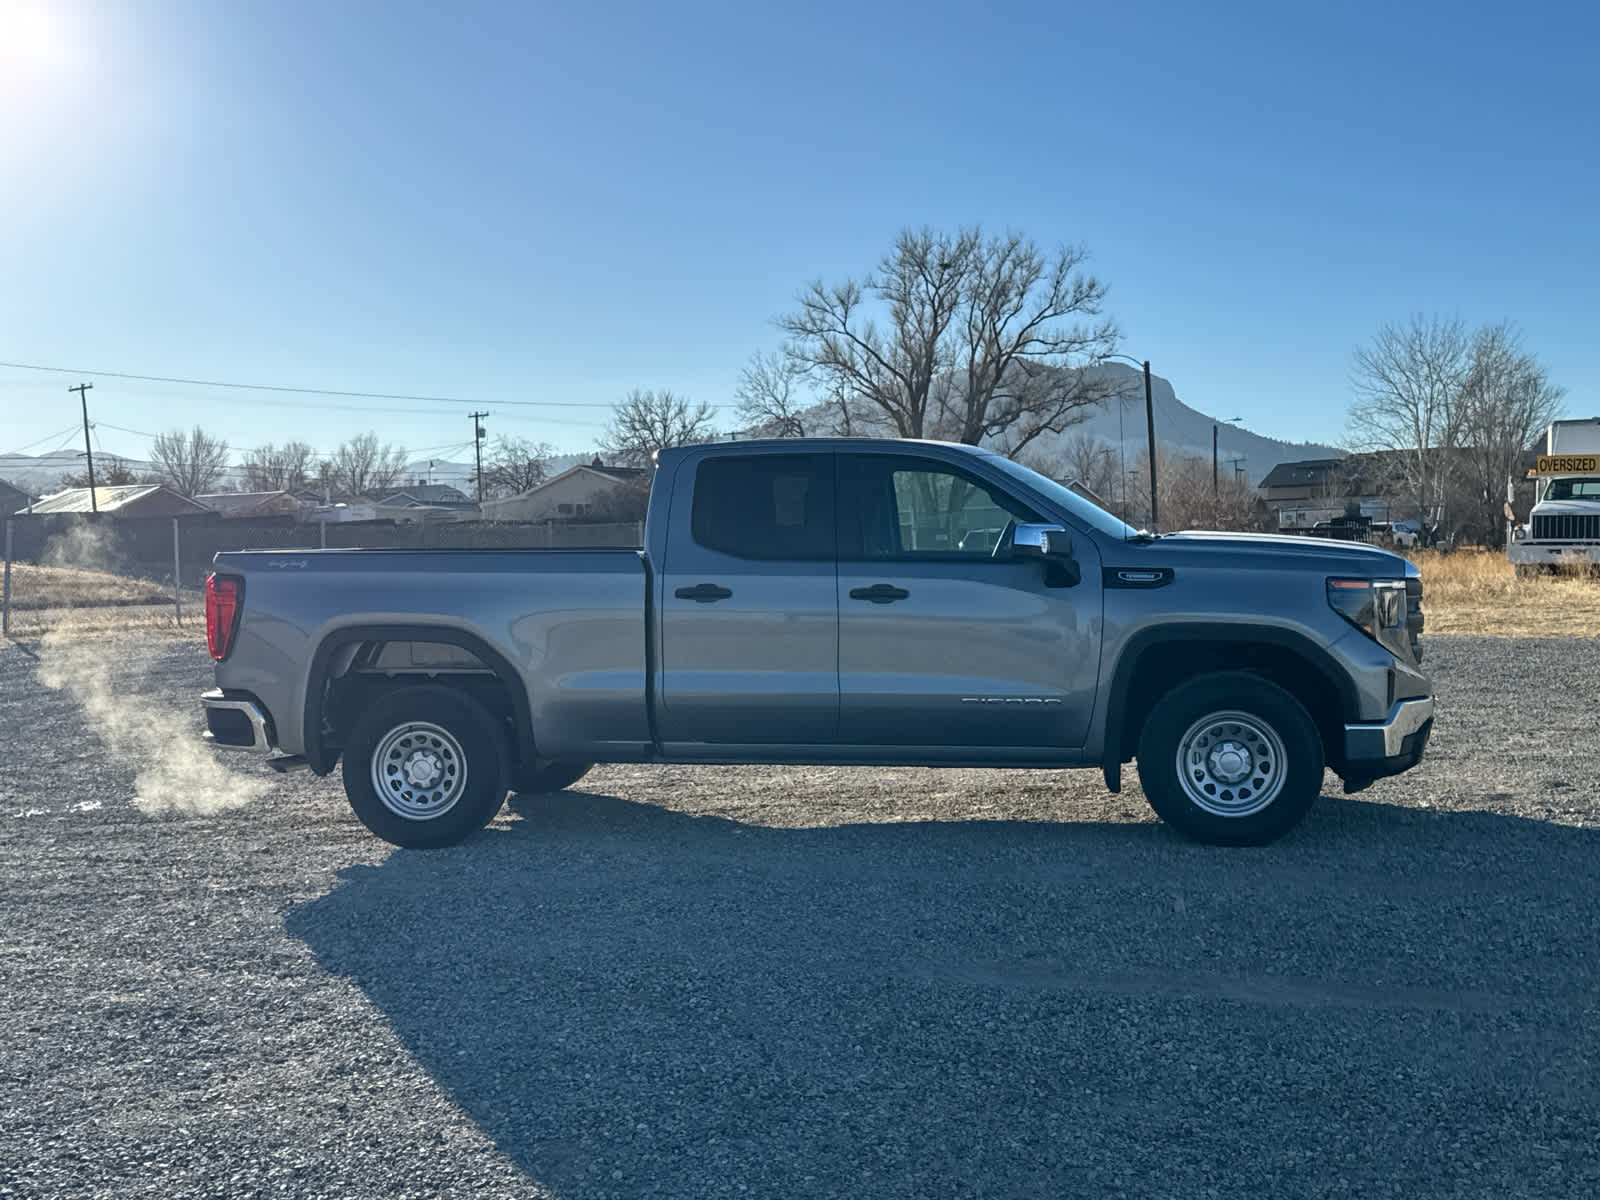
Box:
690;454;835;560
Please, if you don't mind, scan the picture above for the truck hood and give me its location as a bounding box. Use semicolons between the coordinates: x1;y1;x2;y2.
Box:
1138;529;1411;573
1530;500;1600;516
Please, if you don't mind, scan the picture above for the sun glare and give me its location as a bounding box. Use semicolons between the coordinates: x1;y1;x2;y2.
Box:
1;0;77;84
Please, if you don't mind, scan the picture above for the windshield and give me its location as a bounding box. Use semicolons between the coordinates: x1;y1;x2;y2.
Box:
1545;479;1600;501
982;454;1142;540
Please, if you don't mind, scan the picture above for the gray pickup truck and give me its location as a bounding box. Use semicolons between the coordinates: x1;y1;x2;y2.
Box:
201;438;1433;848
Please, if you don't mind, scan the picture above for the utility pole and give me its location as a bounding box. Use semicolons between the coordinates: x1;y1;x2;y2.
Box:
1142;361;1158;530
469;411;489;502
1212;424;1219;495
70;382;97;513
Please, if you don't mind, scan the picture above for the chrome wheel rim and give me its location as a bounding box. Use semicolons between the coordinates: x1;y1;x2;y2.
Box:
1175;709;1287;818
371;721;468;820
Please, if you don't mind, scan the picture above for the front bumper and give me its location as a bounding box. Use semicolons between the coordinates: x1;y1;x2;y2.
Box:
1341;696;1434;786
1507;542;1600;566
201;689;277;753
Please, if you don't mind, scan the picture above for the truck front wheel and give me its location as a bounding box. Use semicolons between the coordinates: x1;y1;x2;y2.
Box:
1136;672;1323;845
341;686;510;848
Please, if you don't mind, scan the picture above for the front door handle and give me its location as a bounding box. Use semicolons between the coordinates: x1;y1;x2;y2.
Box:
674;582;733;603
849;583;910;604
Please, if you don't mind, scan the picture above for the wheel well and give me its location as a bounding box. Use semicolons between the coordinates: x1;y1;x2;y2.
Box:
305;630;536;775
1114;640;1346;772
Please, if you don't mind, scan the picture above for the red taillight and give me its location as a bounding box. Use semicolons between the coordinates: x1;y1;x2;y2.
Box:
206;574;242;660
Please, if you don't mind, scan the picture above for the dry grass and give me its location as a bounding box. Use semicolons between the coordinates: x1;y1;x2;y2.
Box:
1410;549;1600;637
3;564;199;639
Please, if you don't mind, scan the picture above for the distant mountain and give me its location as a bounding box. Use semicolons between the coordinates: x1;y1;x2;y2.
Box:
1012;363;1342;488
743;362;1340;487
0;453;84;497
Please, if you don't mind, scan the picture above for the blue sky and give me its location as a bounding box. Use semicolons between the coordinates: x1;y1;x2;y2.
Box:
1;0;1594;480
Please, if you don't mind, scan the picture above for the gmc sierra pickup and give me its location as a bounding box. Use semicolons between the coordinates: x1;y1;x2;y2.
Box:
201;438;1433;848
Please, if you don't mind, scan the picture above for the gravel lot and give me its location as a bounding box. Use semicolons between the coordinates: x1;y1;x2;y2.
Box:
2;630;1598;1199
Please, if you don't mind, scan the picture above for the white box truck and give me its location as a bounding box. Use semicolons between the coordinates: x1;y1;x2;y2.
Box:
1509;418;1600;573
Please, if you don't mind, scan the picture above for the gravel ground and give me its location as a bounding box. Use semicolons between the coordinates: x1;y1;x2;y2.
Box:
2;631;1598;1199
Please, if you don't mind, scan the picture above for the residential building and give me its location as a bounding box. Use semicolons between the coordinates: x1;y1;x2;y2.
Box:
24;484;211;518
0;479;28;517
196;491;309;518
481;461;647;523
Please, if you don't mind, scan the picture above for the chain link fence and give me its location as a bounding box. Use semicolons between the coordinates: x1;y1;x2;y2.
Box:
1;513;643;638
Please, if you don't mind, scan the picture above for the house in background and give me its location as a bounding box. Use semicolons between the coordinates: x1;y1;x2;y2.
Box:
196;491;309;519
481;460;646;523
24;484;210;518
373;483;480;524
380;483;475;508
0;479;29;517
1257;457;1402;530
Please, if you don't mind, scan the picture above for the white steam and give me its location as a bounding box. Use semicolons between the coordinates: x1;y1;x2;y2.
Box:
37;623;273;815
33;521;272;815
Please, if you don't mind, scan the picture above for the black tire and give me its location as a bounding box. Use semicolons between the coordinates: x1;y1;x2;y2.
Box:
511;760;593;795
1135;671;1323;846
341;685;510;849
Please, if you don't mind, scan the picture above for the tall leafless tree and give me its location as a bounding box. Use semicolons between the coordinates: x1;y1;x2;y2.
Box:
323;433;408;498
779;227;1118;451
734;351;813;437
1457;323;1565;546
477;436;555;498
241;441;315;492
780;228;978;440
150;426;231;496
1346;315;1471;527
601;389;716;467
939;235;1120;454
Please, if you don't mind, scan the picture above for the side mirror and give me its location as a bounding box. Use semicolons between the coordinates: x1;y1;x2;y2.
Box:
1010;523;1073;560
1009;523;1079;587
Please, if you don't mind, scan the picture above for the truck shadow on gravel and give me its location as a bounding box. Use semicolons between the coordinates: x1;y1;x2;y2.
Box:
286;791;1600;1199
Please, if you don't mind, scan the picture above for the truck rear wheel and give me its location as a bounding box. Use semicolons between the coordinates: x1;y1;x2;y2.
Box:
1135;672;1323;846
341;686;510;849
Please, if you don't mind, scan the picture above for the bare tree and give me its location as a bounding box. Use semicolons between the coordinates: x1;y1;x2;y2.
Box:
1023;433;1120;515
780;228;978;439
1346;315;1470;528
150;426;231;497
1457;324;1565;547
939;235;1119;454
477;436;555;499
779;227;1118;450
241;441;315;492
324;433;408;498
600;389;716;467
1133;445;1265;532
734;351;813;437
57;454;141;490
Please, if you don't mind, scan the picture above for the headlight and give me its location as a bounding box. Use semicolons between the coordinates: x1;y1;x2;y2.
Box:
1328;577;1412;661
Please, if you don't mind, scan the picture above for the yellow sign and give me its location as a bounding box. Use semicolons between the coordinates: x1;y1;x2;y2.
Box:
1535;455;1600;475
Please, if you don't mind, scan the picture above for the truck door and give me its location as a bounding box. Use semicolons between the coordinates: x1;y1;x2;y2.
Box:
834;452;1101;751
656;452;838;746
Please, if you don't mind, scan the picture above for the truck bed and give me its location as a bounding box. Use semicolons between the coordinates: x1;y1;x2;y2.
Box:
212;548;652;763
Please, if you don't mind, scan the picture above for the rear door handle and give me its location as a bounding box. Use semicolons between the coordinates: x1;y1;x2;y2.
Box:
849;583;910;604
674;583;733;603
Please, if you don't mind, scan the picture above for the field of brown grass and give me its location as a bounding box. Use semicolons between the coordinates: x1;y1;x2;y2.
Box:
1409;549;1600;637
3;563;198;637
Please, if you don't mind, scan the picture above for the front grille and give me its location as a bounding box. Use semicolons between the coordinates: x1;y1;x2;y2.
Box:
1532;513;1600;541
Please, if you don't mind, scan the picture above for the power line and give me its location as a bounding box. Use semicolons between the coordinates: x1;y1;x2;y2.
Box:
0;358;733;410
